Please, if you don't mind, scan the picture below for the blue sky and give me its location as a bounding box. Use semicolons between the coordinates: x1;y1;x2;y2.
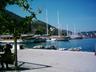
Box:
6;0;96;32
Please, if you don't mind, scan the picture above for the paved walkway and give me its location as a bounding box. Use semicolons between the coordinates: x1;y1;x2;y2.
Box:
1;49;96;72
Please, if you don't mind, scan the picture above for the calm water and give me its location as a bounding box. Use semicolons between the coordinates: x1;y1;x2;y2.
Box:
24;38;96;52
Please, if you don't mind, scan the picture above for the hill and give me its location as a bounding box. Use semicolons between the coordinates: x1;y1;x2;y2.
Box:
31;20;72;36
0;10;72;36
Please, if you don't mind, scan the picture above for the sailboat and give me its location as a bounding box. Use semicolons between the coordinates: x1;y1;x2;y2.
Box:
46;9;49;36
56;11;69;41
45;9;56;41
63;25;71;40
70;24;83;39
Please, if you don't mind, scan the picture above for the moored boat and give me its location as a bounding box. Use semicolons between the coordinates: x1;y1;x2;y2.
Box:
0;35;23;43
0;39;23;43
56;36;70;41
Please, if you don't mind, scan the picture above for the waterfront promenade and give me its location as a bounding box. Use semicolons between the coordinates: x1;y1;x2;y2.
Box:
0;49;96;72
15;49;96;72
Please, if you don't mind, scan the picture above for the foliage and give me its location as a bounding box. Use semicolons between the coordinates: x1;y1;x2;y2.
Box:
0;0;33;11
0;10;32;35
0;0;35;36
0;0;37;68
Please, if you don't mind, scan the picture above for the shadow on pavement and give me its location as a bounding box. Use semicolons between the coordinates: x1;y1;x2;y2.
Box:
0;61;52;71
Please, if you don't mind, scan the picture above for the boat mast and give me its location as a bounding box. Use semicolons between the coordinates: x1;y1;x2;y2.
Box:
46;9;48;36
73;24;77;38
66;25;69;36
57;11;60;37
73;24;76;35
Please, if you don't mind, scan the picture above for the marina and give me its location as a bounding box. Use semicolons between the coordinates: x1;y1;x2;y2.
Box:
22;38;96;52
0;34;96;52
0;0;96;71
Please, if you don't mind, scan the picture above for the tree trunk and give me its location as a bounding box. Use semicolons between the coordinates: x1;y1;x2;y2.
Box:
14;36;18;69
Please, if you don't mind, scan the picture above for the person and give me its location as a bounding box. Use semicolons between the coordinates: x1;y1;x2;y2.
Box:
4;43;12;54
1;43;12;69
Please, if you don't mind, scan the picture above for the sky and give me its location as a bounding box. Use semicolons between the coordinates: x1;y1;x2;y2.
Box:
6;0;96;32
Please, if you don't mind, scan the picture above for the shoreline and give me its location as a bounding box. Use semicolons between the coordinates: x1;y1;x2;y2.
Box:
24;47;95;53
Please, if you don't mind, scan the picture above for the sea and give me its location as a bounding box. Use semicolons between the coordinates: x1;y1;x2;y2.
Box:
23;38;96;52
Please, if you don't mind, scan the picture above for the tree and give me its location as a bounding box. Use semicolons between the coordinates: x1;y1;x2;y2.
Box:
0;0;41;69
